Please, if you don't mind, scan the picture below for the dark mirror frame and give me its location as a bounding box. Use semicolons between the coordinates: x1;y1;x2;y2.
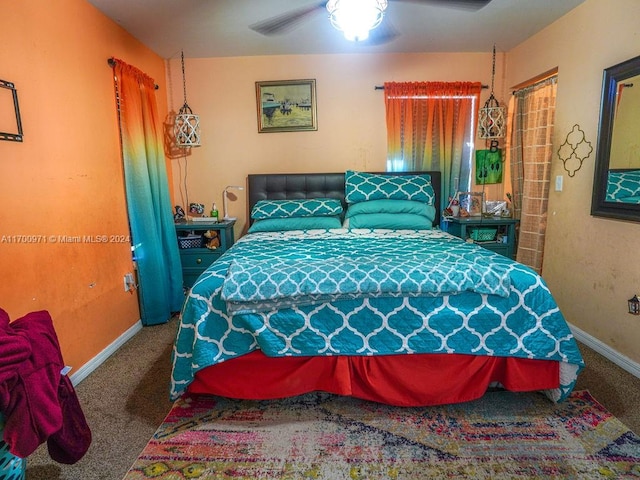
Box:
591;54;640;222
0;79;23;142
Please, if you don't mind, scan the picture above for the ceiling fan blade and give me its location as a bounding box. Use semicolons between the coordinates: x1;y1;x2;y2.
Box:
249;2;327;36
391;0;492;11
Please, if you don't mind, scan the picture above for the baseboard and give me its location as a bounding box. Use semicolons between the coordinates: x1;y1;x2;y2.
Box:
569;322;640;379
69;320;143;386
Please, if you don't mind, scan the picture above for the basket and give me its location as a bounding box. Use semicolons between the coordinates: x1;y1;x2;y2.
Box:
469;228;497;242
178;234;203;249
1;414;26;480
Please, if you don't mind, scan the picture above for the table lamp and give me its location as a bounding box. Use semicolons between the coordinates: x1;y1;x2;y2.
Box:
223;185;244;221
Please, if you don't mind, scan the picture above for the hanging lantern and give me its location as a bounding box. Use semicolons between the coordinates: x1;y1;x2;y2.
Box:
628;295;640;315
478;45;507;140
174;51;201;148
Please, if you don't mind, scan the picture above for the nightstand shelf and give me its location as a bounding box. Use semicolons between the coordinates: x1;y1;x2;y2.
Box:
175;220;235;289
445;216;519;259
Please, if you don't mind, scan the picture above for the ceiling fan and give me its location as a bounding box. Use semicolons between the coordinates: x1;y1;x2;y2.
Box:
249;0;492;44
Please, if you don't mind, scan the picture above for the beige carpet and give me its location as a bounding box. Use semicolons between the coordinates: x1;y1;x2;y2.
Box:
24;315;640;480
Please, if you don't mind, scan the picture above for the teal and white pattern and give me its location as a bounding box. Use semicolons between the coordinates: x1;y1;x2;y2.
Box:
345;171;435;204
606;170;640;203
171;229;584;403
222;248;511;315
251;198;343;219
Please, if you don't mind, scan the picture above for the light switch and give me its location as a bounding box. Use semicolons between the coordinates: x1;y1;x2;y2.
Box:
555;175;563;192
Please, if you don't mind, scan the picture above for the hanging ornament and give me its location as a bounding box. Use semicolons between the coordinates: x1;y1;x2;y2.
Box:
478;45;507;140
174;51;201;148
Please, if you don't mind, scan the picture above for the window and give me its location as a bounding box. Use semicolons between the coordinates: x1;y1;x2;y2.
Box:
384;82;482;204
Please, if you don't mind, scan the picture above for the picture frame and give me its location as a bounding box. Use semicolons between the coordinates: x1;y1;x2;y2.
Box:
0;79;23;142
255;79;317;133
458;192;484;216
475;149;503;184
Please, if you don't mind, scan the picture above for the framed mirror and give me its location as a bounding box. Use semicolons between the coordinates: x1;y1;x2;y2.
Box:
591;55;640;221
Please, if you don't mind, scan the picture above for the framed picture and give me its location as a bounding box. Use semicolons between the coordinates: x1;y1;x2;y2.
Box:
475;149;503;184
0;79;23;142
255;79;317;133
458;192;484;216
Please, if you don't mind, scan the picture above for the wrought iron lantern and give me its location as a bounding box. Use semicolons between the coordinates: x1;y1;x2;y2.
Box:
174;51;201;148
628;295;640;315
478;45;507;140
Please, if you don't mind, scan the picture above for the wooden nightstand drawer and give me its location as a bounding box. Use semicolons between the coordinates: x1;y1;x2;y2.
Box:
179;250;221;268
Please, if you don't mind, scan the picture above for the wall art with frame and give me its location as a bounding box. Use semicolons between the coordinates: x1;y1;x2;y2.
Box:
0;79;23;142
255;79;317;133
458;192;484;216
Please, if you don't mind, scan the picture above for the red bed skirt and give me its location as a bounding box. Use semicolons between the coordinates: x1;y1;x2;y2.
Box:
188;351;560;406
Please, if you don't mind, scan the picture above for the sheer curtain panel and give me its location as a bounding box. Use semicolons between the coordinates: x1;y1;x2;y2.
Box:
507;77;557;273
384;81;482;204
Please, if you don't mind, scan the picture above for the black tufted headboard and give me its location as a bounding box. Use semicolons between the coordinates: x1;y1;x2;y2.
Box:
247;171;441;227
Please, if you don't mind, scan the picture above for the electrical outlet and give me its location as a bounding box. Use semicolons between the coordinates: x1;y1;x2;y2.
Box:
123;272;135;292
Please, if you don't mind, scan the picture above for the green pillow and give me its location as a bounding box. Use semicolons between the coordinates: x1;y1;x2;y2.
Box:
346;199;436;221
345;213;433;230
345;171;435;204
248;216;342;233
251;198;343;219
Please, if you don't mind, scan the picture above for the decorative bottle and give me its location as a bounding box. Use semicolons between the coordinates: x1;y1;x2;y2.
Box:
210;203;219;222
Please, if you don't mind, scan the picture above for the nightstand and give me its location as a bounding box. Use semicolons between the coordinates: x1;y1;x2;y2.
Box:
445;216;519;259
175;220;236;289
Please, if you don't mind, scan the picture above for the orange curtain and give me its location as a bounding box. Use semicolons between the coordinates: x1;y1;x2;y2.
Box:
112;59;184;325
384;81;482;203
507;77;557;273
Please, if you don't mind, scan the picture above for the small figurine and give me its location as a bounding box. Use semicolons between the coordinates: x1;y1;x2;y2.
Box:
174;205;186;222
204;230;220;249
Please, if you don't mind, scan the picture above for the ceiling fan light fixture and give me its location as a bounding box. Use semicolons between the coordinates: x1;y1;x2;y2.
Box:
326;0;387;42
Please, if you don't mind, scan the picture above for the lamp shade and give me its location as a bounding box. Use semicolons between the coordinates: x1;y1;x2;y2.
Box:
174;51;201;147
478;45;506;140
478;93;507;139
174;105;201;147
223;185;244;221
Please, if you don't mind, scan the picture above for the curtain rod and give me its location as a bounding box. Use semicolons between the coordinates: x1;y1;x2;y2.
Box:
511;74;557;95
107;58;159;90
375;84;488;90
510;67;557;93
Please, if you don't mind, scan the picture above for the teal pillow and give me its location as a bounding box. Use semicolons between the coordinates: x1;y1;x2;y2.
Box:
345;171;435;204
345;199;436;221
248;216;342;233
251;198;343;219
345;213;433;230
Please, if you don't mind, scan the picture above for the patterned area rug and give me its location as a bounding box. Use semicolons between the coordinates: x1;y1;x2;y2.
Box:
123;390;640;479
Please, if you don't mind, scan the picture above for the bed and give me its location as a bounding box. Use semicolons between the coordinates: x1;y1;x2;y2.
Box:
171;171;584;407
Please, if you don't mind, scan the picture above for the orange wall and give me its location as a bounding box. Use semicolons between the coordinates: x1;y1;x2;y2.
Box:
0;0;167;370
166;52;506;237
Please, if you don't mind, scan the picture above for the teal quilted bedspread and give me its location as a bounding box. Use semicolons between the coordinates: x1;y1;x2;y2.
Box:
171;229;584;402
222;251;511;315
